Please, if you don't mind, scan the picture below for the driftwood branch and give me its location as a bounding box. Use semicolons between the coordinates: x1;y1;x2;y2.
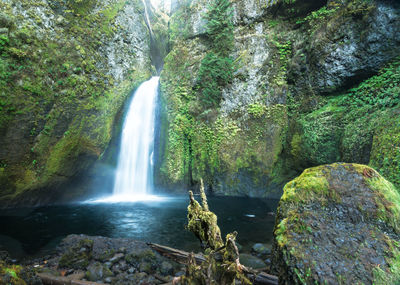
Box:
37;273;102;285
147;242;278;285
147;242;206;264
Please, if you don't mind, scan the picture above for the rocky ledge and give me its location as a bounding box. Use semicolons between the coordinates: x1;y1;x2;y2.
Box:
0;234;275;284
271;163;400;284
2;235;184;285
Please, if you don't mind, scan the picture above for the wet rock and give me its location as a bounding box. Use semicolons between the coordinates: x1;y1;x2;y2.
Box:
160;261;173;276
59;239;93;270
134;271;147;281
86;262;113;281
269;0;327;18
125;249;156;266
251;243;271;258
305;1;400;94
271;163;400;284
118;260;128;271
112;263;121;274
239;254;266;269
139;262;153;274
109;253;124;264
264;258;271;266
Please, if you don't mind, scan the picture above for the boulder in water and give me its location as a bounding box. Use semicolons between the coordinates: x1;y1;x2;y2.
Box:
271;163;400;284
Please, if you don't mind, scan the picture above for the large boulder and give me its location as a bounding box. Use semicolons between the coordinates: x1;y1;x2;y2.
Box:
271;163;400;284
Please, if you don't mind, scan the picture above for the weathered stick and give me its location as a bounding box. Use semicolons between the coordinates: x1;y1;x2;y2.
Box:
38;273;102;285
147;242;278;285
147;242;206;264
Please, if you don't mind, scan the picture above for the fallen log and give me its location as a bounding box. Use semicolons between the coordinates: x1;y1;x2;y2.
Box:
147;242;206;264
37;273;103;285
147;242;278;285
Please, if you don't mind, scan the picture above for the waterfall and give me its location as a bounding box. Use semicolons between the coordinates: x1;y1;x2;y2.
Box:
105;77;160;202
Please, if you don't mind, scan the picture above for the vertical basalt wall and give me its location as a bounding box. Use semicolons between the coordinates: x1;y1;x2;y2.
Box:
157;0;400;196
0;0;153;207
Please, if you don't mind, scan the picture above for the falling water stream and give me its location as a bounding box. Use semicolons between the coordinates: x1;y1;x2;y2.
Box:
94;76;162;202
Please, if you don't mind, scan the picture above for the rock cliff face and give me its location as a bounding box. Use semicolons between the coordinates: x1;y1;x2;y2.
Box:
157;0;400;196
0;0;399;205
0;0;152;207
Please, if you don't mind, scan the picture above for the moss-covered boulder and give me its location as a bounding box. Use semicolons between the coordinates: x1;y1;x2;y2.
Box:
271;163;400;284
59;238;93;270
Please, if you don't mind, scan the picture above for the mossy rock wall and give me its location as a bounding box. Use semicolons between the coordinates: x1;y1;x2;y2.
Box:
0;0;152;207
271;163;400;284
157;0;400;196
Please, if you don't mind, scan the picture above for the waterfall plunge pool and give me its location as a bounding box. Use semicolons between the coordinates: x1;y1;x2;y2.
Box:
0;196;278;259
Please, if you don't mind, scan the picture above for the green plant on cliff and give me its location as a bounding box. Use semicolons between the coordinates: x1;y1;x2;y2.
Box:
294;57;400;188
195;0;234;108
338;58;400;110
0;0;149;200
196;53;234;108
204;0;234;55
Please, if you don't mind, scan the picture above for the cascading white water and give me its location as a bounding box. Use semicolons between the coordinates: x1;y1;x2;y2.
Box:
97;76;160;202
113;76;159;197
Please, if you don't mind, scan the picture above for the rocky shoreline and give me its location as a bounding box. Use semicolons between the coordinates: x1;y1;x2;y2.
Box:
1;163;400;284
1;234;273;285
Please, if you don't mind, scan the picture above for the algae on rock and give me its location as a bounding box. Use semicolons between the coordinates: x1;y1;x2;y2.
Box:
0;0;152;207
271;163;400;284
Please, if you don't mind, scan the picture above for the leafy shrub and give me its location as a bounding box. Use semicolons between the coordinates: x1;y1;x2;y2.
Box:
196;0;235;108
338;57;400;109
204;0;234;55
196;53;234;108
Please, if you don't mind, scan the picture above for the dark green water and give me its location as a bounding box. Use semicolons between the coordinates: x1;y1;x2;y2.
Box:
0;196;278;259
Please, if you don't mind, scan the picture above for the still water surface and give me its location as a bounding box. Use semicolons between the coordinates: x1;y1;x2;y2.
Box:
0;196;278;259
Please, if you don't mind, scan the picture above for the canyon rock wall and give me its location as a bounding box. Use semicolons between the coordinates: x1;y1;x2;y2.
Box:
158;0;400;196
0;0;152;207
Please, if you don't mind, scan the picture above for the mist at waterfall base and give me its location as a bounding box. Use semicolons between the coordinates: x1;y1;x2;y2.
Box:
92;76;164;203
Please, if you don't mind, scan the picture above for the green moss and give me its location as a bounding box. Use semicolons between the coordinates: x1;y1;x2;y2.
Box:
0;0;150;201
125;249;156;265
247;103;266;118
373;243;400;285
364;171;400;233
369;111;400;189
187;190;223;250
293;57;400;188
59;238;93;269
280;166;330;204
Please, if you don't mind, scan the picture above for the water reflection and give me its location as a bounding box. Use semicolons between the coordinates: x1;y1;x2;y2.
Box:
0;196;278;259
